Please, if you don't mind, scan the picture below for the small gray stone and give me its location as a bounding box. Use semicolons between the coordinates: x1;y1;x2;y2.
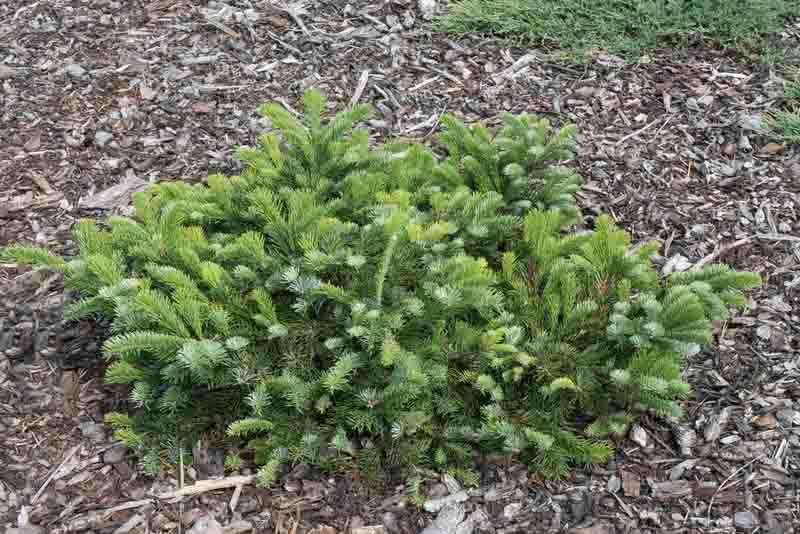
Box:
105;158;126;170
454;519;475;534
187;516;223;534
761;511;784;534
113;513;145;533
669;459;698;481
0;65;18;79
65;132;85;147
629;423;649;448
423;490;468;513
225;520;254;534
367;119;389;129
703;407;731;443
6;527;44;534
483;483;515;502
402;10;416;28
421;503;466;534
79;419;106;443
739;135;753;151
418;0;437;20
242;8;260;22
442;473;461;494
734;511;759;530
673;424;697;457
572;524;614;534
569;489;592;523
591;166;610;180
65;64;86;77
740;115;764;131
427;482;449;499
776;409;799;427
789;161;800;179
465;507;490;529
607;475;621;494
720;434;741;445
503;501;523;521
689;224;709;237
698;95;714;107
662;254;691;275
102;443;128;464
382;512;400;534
95;131;114;148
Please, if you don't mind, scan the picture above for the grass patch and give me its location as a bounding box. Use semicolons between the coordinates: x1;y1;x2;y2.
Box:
785;81;800;101
769;81;800;144
770;110;800;143
436;0;797;59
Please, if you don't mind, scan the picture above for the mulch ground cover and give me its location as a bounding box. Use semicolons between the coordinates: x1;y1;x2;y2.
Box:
1;1;798;533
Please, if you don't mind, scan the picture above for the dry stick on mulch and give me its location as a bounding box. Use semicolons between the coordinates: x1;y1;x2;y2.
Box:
706;455;764;521
64;475;256;530
229;483;243;514
693;237;752;270
614;115;671;146
161;474;255;500
757;233;800;243
350;69;370;108
31;444;81;505
280;1;310;36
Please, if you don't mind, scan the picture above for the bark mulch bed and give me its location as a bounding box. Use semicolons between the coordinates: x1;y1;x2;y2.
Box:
1;1;799;533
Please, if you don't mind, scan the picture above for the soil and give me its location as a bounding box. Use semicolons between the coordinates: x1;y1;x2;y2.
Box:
1;1;799;533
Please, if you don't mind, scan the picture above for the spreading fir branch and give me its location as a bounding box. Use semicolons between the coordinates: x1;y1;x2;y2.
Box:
0;245;68;269
4;89;759;484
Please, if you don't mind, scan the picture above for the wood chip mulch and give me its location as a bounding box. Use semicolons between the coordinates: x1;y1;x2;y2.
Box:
1;1;798;533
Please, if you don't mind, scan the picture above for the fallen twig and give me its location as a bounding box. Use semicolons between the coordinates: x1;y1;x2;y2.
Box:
102;499;154;516
160;475;255;500
408;76;439;93
266;30;302;56
28;171;55;194
32;444;80;505
350;70;370;108
276;97;301;117
757;233;800;243
427;66;463;86
62;475;256;531
280;1;310;36
706;455;763;522
615;116;669;146
492;53;537;84
693;237;752;270
608;490;634;518
205;17;240;38
112;513;144;534
229;483;243;514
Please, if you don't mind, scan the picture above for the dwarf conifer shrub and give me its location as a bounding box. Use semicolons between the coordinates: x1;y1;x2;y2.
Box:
3;90;760;482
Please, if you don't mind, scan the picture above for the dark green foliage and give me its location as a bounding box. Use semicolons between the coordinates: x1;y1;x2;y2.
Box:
3;90;760;482
436;0;798;59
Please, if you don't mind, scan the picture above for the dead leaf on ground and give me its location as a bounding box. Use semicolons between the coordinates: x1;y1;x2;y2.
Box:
751;414;778;429
761;142;785;154
620;469;641;497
